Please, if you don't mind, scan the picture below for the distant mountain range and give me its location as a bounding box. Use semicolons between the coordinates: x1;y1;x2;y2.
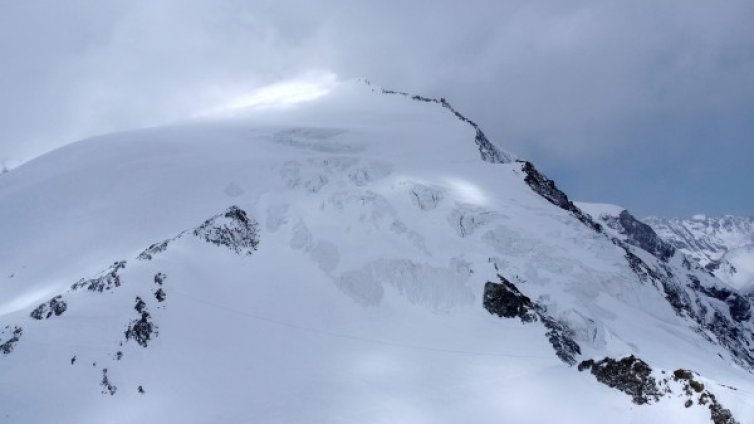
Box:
645;215;754;292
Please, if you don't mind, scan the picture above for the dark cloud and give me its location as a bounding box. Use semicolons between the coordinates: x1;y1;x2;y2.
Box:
1;0;753;215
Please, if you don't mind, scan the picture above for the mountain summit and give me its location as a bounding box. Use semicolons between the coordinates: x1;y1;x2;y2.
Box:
0;80;751;423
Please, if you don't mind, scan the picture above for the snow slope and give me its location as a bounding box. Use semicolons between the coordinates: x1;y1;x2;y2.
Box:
1;80;753;423
646;215;754;291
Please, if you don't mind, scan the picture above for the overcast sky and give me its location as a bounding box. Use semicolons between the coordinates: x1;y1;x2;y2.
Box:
1;0;753;217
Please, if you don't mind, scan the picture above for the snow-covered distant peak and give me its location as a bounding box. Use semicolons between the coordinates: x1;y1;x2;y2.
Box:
644;215;754;264
645;215;754;291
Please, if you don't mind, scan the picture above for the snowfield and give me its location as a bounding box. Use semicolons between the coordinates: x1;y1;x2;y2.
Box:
1;80;752;423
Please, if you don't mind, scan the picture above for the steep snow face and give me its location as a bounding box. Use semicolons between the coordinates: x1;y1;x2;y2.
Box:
646;216;754;291
1;81;752;424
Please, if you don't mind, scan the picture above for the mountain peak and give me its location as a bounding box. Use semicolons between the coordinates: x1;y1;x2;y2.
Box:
1;83;751;423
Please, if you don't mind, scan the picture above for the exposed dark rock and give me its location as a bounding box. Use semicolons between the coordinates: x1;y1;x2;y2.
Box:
125;312;156;348
194;206;260;255
71;261;126;292
682;277;754;365
0;326;22;355
30;295;67;320
683;257;693;270
611;211;675;262
621;246;663;284
483;276;581;365
694;280;731;302
70;356;76;365
579;357;741;423
519;161;602;233
482;279;536;322
138;385;145;394
578;356;661;405
706;260;722;273
134;297;147;314
540;315;581;365
125;298;157;348
690;280;752;323
673;369;705;395
100;368;117;395
154;288;166;302
154;272;166;285
137;239;171;261
672;369;694;381
672;369;739;424
710;402;739;424
704;312;754;366
727;296;751;323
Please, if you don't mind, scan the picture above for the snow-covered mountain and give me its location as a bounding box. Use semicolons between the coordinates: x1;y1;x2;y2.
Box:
1;80;752;423
645;215;754;292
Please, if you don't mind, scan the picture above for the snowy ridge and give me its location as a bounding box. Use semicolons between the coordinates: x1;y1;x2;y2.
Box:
0;80;752;423
373;82;516;164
